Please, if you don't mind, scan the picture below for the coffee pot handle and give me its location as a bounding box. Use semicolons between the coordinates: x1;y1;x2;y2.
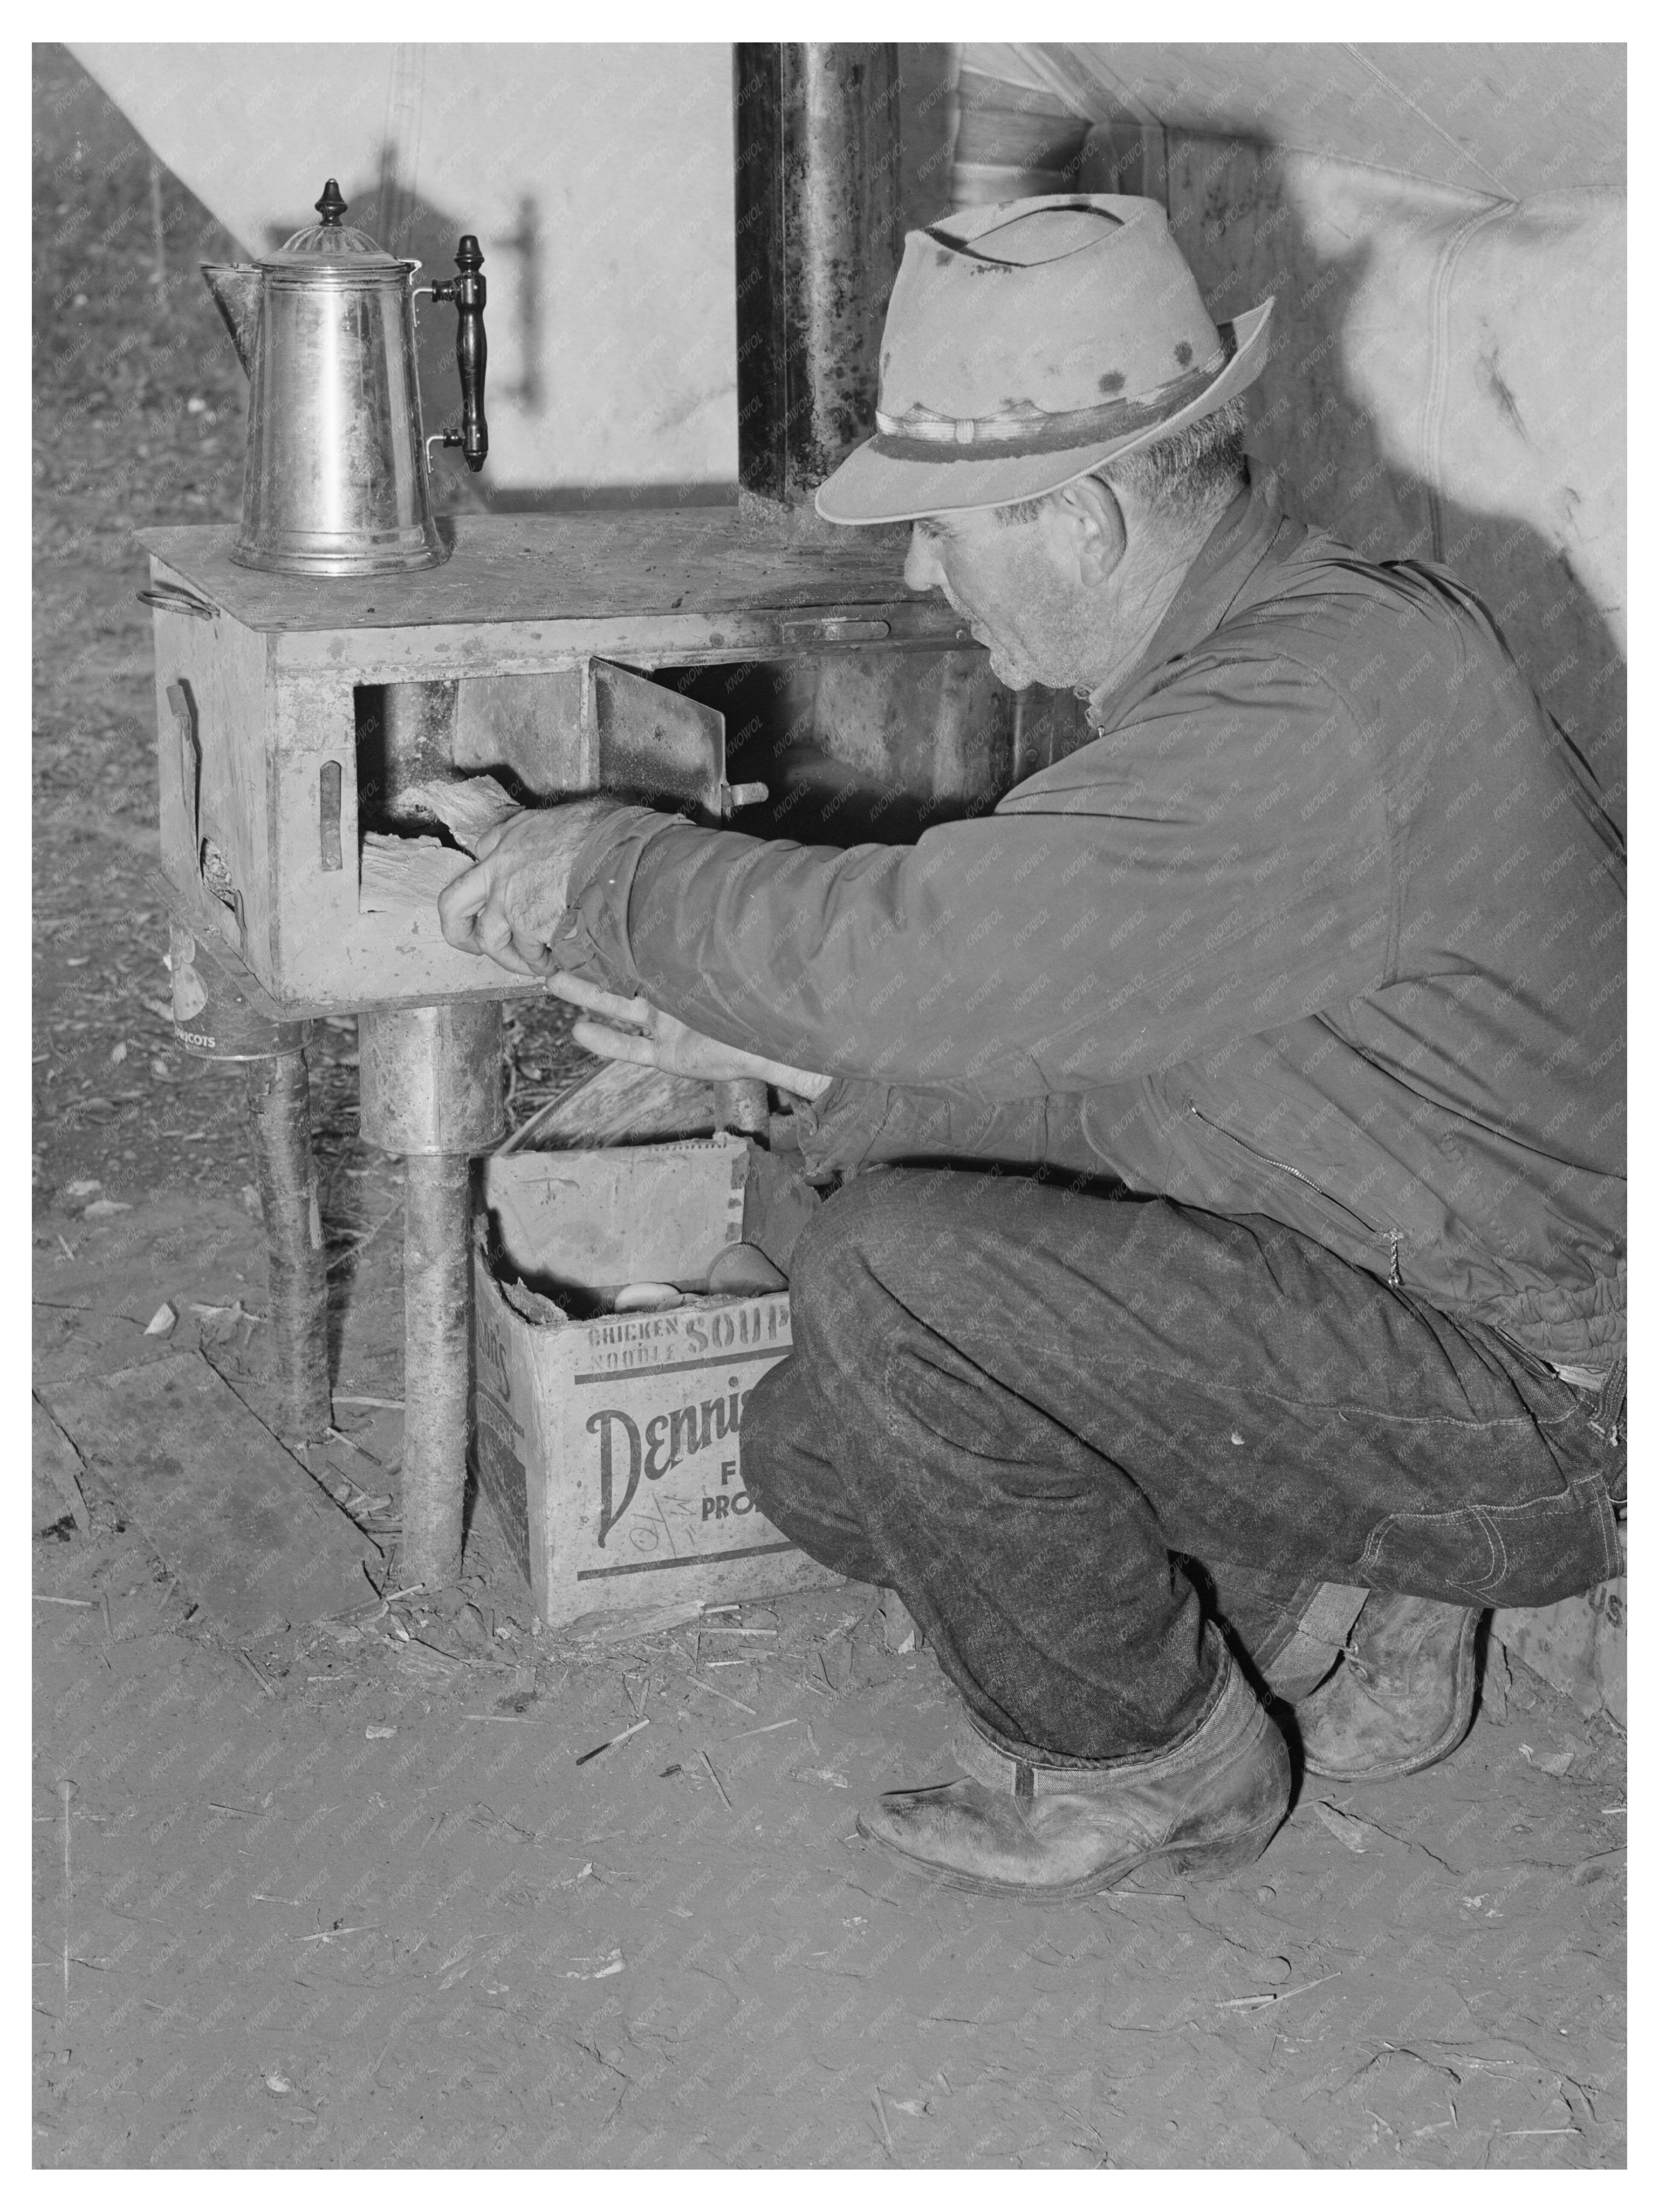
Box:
425;236;489;472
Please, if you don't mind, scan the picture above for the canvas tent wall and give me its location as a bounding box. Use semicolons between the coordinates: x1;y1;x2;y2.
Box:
952;43;1627;821
68;44;740;505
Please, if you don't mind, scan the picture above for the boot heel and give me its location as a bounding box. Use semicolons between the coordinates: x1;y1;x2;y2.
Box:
1162;1814;1284;1882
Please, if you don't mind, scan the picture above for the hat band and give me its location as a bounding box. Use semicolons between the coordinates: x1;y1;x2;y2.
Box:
871;340;1231;463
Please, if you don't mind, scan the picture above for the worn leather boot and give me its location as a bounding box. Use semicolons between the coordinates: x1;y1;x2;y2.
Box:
1297;1591;1480;1781
856;1642;1290;1901
1257;1581;1370;1703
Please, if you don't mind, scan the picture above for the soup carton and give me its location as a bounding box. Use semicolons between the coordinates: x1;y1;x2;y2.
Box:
470;1135;837;1623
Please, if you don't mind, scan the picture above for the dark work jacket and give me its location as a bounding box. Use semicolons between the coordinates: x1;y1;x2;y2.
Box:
557;469;1626;1375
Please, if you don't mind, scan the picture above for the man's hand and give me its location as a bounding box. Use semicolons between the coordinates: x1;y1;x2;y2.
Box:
436;799;620;977
547;972;832;1099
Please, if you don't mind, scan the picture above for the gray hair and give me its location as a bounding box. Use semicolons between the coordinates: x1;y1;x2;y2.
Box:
993;394;1251;528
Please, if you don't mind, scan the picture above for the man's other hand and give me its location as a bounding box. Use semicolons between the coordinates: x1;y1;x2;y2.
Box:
547;973;832;1099
437;799;620;977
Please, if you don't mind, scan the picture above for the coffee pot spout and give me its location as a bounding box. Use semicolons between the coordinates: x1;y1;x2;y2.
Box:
200;263;262;377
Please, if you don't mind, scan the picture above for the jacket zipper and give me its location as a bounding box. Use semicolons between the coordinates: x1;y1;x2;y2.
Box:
1185;1099;1403;1285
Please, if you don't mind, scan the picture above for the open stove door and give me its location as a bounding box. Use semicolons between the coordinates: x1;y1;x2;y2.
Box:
587;661;726;820
452;659;744;824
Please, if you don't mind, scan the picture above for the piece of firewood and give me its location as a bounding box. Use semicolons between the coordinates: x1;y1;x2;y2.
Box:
395;775;521;856
499;1058;720;1151
357;833;472;916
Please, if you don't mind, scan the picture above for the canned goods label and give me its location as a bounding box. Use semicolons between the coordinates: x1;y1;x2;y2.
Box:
172;963;208;1021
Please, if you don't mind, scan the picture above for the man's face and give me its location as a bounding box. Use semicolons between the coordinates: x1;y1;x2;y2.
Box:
904;505;1080;692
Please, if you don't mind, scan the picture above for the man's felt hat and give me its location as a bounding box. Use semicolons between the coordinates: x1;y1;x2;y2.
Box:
816;193;1273;525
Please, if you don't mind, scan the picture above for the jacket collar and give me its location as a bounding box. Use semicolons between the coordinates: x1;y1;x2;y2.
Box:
1084;462;1299;727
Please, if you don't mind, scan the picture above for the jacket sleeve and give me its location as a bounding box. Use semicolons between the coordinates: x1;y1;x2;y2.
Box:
557;652;1393;1099
786;1078;1114;1181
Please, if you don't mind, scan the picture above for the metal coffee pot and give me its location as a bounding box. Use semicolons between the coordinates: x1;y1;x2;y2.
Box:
203;180;488;576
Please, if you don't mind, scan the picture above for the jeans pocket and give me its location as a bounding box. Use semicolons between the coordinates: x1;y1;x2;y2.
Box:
1360;1475;1620;1609
1359;1504;1505;1604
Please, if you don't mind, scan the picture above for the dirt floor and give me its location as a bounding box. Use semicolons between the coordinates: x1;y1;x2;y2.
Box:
32;46;1626;2171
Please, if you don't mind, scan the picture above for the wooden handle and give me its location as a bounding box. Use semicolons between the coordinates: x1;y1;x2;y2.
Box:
433;236;488;472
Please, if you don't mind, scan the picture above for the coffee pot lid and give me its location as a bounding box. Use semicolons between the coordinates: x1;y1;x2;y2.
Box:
263;179;402;267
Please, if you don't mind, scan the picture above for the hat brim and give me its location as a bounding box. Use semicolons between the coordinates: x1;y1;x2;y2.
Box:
816;300;1274;526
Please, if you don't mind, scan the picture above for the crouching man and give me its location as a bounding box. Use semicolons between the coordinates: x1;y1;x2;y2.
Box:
439;197;1625;1900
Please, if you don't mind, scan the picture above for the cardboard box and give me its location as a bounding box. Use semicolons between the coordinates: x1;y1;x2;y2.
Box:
485;1131;749;1296
470;1137;838;1624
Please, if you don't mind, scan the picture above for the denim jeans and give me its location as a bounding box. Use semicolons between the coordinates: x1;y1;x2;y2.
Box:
742;1166;1625;1763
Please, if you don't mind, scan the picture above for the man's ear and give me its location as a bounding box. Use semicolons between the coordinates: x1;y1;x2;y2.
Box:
1045;473;1127;586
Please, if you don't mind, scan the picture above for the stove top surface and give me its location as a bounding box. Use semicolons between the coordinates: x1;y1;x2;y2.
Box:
139;508;939;635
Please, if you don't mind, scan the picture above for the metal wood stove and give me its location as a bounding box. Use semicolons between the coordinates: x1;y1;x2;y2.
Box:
139;507;973;1588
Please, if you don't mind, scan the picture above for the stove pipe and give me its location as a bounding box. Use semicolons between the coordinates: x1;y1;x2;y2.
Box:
733;44;903;510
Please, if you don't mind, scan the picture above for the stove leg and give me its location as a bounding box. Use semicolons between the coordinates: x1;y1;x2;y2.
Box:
400;1153;474;1591
245;1050;332;1445
357;1002;507;1596
714;1077;770;1134
167;920;332;1443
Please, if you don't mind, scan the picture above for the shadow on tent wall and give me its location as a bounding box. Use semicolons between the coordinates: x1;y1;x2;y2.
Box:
261;159;746;527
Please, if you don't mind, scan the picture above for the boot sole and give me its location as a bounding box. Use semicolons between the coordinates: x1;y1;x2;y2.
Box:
855;1808;1287;1903
1301;1609;1480;1782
